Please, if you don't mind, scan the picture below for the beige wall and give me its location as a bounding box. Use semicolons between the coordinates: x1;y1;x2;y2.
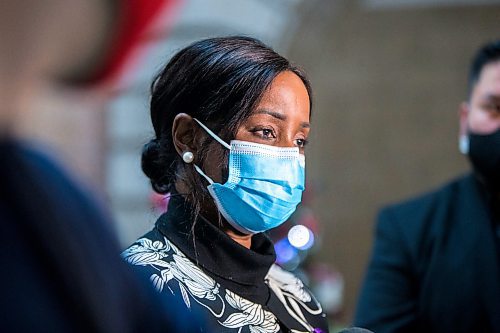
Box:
287;1;500;323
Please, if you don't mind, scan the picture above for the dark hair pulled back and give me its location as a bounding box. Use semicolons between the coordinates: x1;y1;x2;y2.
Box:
141;35;312;203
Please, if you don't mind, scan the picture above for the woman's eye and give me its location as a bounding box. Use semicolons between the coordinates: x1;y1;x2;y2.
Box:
252;127;276;140
262;129;274;138
295;138;308;148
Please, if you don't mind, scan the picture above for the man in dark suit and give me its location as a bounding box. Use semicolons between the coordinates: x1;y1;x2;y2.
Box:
354;40;500;333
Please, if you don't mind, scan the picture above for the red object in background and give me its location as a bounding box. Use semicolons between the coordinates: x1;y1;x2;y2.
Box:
89;0;181;86
150;192;171;214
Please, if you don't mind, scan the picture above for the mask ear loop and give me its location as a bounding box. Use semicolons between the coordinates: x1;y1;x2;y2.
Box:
194;164;214;185
193;118;231;150
191;118;231;185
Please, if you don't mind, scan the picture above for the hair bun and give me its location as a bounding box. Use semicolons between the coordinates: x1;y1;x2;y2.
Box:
141;139;171;194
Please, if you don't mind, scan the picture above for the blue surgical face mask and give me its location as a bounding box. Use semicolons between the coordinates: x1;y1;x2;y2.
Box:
192;118;305;234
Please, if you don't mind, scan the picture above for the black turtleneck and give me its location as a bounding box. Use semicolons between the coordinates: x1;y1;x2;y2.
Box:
123;192;330;332
156;193;276;305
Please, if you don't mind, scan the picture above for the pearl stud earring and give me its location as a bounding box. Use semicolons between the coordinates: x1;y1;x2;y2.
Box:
182;151;194;163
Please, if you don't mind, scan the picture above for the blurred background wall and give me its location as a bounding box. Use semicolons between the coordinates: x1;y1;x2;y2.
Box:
287;0;500;324
17;0;500;327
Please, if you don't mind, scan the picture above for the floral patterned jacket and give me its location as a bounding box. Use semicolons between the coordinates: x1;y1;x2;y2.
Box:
122;195;329;333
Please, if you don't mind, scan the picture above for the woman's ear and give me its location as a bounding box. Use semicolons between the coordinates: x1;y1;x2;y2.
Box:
172;113;199;160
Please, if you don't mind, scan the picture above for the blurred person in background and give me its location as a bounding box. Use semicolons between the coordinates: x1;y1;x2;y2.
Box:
0;0;205;331
354;39;500;333
122;36;332;333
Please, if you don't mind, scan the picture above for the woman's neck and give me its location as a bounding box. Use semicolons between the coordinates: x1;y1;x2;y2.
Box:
175;182;253;249
224;229;252;249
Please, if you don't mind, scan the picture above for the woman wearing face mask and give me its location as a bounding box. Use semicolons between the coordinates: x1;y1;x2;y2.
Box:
122;36;329;333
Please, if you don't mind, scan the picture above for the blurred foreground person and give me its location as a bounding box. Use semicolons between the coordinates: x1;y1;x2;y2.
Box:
355;40;500;333
122;36;331;333
0;0;204;332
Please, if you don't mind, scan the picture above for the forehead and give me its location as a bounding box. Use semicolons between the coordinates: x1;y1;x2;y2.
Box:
255;71;311;117
473;61;500;98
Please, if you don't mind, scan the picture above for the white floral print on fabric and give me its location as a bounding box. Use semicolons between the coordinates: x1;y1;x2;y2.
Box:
170;253;220;301
266;264;323;333
267;265;311;303
124;236;277;332
149;264;173;293
122;238;170;266
168;251;226;318
123;237;225;316
222;290;279;333
122;237;174;292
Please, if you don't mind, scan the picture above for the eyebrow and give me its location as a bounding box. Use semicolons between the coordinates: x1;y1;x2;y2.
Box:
255;109;286;120
255;109;310;128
